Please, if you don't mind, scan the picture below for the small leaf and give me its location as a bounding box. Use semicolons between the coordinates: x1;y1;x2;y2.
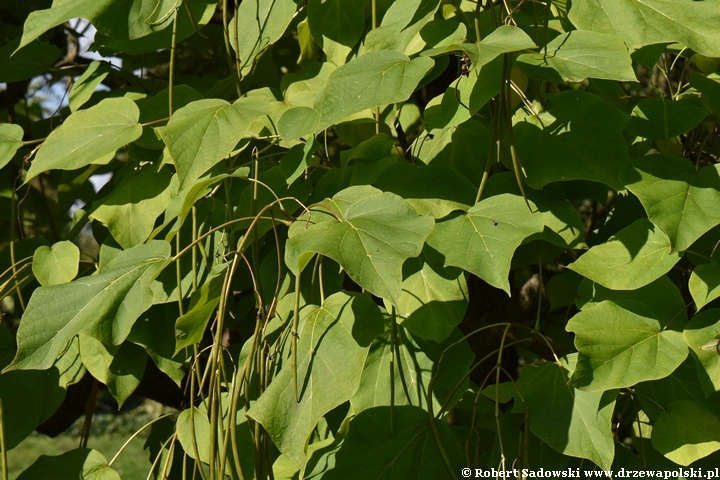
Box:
280;138;318;185
321;406;463;479
26;97;143;182
517;30;636;82
5;241;171;372
247;292;384;466
427;193;544;294
176;407;212;463
567;218;681;290
174;264;228;353
518;354;616;470
79;335;147;408
0;123;24;170
231;0;297;76
651;400;720;466
32;240;80;286
567;300;688;391
157;97;270;188
285;186;434;305
690;263;720;311
683;309;720;396
69;60;112;112
17;448;120;480
621;154;720;253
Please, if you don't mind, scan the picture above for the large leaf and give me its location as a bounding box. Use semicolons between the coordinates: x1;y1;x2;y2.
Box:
426;193;544;294
626;96;708;141
231;0;297;76
246;292;384;466
621;155;720;253
90;165;176;248
651;400;720;466
683;309;720;396
79;335;147;407
567;218;681;290
518;355;616;470
278;51;434;140
513;89;629;190
308;0;366;65
0;38;60;83
569;0;720;57
156;97;271;188
5;241;171;372
517;30;636;82
285;186;434;305
26;97;142;182
0;123;24;170
322;406;463;479
17;448;120;480
350;324;473;414
566;300;688;391
32;240;80;287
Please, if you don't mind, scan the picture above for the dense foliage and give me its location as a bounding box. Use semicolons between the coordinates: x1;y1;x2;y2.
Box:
1;0;720;478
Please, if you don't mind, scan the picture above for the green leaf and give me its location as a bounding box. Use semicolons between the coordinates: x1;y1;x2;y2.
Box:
350;324;473;414
0;123;24;170
5;241;171;372
26;97;143;182
32;240;80;286
620;154;720;253
569;0;720;57
79;335;147;407
17;448;120;480
279;51;435;140
231;0;297;76
285;186;434;305
636;357;706;421
651;400;720;466
518;354;616;470
514;89;629;190
308;0;366;65
426;193;544;294
0;38;60;83
683;309;720;396
423;25;536;68
176;407;212;463
69;60;112;112
362;0;441;55
322;406;463;479
247;292;384;466
174;264;228;353
90;165;176;249
280;139;318;185
567;300;688;391
627;96;708;141
690;263;720;311
567;218;681;290
691;72;720;117
156;97;270;188
373;163;476;218
392;252;468;342
517;30;636;82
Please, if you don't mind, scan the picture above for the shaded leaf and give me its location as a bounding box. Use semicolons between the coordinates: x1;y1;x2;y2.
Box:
683;309;720;396
17;448;120;480
427;193;544;294
308;0;366;64
567;218;681;290
620;154;720;253
0;123;24;170
322;406;463;479
26;97;143;182
690;263;720;311
0;38;60;83
518;354;616;470
247;292;384;466
627;96;708;141
32;240;80;286
636;357;706;421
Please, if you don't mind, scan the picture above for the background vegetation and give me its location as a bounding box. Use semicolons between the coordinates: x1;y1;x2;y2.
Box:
1;0;720;478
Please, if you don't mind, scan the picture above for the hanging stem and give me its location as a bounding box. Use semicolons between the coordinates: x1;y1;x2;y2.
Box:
79;379;99;448
169;9;178;117
0;399;7;480
390;306;397;436
292;273;301;403
9;182;25;312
